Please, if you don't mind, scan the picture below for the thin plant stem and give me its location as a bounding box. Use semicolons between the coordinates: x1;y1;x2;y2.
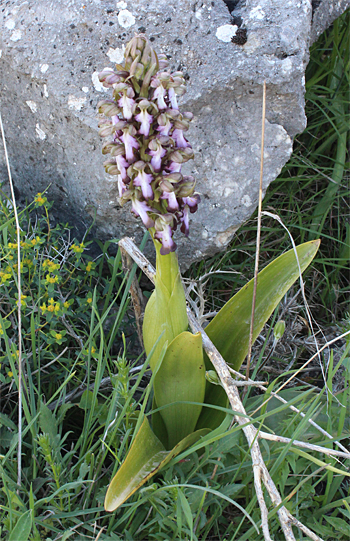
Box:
0;110;23;490
246;81;266;381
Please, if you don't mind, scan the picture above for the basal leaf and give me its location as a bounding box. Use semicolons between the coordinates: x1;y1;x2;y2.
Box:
153;331;206;449
104;416;209;512
199;241;320;429
206;240;320;372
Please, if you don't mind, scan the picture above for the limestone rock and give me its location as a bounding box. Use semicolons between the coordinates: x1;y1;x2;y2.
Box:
0;0;345;266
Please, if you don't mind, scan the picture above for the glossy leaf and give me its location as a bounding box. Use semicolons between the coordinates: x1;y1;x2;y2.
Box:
197;240;320;430
206;240;320;371
154;331;206;449
143;240;188;372
104;416;209;512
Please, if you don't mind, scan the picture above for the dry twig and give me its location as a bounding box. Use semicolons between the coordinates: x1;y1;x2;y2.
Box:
246;80;266;382
0;111;23;490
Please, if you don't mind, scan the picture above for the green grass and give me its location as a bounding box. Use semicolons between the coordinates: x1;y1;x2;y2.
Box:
0;11;349;541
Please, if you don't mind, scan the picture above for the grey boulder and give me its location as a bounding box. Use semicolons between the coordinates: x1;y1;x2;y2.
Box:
0;0;346;266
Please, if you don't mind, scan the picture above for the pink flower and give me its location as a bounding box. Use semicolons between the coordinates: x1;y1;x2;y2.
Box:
152;84;167;110
131;198;155;229
168;87;178;110
149;139;167;171
172;128;189;149
115;155;129;180
121;127;139;162
133;169;154;200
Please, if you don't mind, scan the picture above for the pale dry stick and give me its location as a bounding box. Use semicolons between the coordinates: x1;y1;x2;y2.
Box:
227;351;350;457
258;431;350;460
0;111;23;490
188;313;298;541
120;244;145;349
246;80;266;382
118;238;325;541
261;211;328;388
252;330;350;422
120;237;350;456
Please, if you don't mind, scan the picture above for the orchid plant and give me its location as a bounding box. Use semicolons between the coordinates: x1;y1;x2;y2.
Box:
97;35;320;513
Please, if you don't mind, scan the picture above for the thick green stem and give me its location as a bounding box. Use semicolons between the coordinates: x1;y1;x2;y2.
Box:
142;238;188;372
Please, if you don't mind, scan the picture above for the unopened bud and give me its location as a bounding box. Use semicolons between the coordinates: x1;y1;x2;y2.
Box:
274;320;286;342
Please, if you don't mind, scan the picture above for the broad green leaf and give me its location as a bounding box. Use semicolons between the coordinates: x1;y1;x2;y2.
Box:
324;516;350;537
198;241;320;430
9;510;32;541
39;402;58;445
104;416;209;512
154;331;206;449
78;390;98;411
206;240;320;372
151;395;169;449
143;241;188;372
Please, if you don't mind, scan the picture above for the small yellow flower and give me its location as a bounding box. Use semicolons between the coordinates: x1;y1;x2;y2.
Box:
86;296;92;304
47;305;55;313
45;274;59;284
0;272;11;284
63;301;70;309
86;261;95;272
7;371;13;378
91;347;96;354
34;193;47;206
40;303;47;314
54;303;60;312
8;242;18;250
30;236;42;247
70;242;85;254
20;295;27;307
55;333;62;340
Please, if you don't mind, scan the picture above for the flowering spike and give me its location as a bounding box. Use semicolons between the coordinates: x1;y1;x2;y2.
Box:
98;34;200;254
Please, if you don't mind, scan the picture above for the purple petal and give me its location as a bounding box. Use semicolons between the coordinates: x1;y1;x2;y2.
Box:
118;94;135;120
157;115;173;136
117;175;127;197
135;109;153;136
115;155;129;180
172;128;189;149
165;161;182;173
161;191;179;211
153;85;167;110
154;224;177;255
149;143;167;172
180;205;190;236
131;198;155;229
121;132;139;162
133;170;154;200
168;87;178;110
183;194;200;212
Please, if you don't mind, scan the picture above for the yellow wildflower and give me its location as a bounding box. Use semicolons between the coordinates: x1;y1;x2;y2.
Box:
55;333;62;340
63;301;70;309
87;296;92;304
70;243;85;254
7;371;13;378
40;303;47;313
34;193;47;206
45;274;59;284
86;261;95;272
